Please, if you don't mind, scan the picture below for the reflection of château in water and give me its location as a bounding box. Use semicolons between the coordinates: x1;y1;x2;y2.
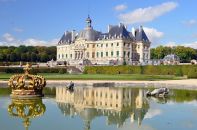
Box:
56;87;149;129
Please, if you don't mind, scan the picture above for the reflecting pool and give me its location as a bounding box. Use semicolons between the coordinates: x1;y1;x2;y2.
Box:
1;86;197;130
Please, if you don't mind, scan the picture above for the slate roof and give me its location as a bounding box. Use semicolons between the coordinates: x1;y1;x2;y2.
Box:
58;16;150;45
58;31;72;45
108;24;134;40
135;26;150;42
78;28;101;41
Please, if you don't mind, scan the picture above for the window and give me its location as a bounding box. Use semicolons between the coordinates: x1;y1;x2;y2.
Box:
93;44;95;48
92;52;95;58
97;52;99;58
111;43;113;47
106;44;108;47
62;54;64;58
86;52;89;58
127;52;130;57
101;52;103;57
124;43;126;46
66;54;67;58
117;42;119;46
106;52;108;57
97;44;99;47
58;54;60;59
70;54;72;58
87;44;89;48
123;51;126;57
116;51;119;57
101;44;103;47
111;51;113;57
116;94;118;99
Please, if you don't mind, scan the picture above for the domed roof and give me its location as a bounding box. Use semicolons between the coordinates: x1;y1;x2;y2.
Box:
78;28;100;41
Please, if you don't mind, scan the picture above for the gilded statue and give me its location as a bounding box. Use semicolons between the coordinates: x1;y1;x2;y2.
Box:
8;63;46;97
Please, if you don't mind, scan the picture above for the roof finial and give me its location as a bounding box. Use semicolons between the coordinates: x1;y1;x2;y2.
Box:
86;15;92;28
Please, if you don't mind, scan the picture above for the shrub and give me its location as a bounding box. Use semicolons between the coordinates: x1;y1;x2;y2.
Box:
58;68;67;74
0;67;67;74
187;68;197;79
83;65;197;76
175;68;183;76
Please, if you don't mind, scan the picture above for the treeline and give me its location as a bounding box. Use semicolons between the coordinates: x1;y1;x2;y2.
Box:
0;46;56;62
151;46;197;63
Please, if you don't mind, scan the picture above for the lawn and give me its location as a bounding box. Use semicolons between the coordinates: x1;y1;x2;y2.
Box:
0;73;184;81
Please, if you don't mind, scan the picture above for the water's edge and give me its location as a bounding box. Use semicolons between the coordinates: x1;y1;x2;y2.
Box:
1;80;197;90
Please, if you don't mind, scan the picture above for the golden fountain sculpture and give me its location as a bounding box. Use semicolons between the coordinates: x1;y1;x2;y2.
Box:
8;63;46;97
8;98;46;130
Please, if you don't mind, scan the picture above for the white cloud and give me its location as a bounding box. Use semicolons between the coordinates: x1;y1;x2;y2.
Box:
144;109;162;119
114;4;127;11
143;27;164;45
119;122;156;130
119;2;178;24
183;19;197;27
22;38;58;46
183;100;197;106
13;27;24;32
165;41;197;49
2;33;15;42
0;33;58;46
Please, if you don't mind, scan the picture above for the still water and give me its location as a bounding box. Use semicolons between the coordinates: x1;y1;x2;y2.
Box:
1;86;197;130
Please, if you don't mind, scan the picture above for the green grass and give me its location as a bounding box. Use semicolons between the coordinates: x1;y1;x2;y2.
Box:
0;73;184;81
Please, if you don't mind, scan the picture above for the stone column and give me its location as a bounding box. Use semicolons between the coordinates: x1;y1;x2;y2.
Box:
81;51;83;59
78;51;80;59
75;51;77;59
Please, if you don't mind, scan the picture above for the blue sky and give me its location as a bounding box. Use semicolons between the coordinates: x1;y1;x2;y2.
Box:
0;0;197;48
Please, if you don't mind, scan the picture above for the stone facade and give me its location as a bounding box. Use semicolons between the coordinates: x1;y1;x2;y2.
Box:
57;16;151;65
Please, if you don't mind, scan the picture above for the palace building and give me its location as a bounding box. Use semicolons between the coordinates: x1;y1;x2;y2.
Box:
57;16;151;65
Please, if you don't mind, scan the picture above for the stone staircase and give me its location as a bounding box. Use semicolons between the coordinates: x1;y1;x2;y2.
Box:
67;66;83;74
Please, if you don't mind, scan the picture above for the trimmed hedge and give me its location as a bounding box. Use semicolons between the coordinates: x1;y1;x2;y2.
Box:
84;65;197;78
83;66;141;74
187;67;197;79
0;62;37;66
0;67;67;74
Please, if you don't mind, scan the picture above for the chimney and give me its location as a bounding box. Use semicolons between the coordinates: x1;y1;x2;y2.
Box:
108;25;112;33
131;27;135;36
71;30;75;42
124;25;127;29
139;25;143;32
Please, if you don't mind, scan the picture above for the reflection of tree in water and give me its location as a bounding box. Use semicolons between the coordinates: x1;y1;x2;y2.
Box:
7;98;46;130
170;89;197;102
56;87;149;130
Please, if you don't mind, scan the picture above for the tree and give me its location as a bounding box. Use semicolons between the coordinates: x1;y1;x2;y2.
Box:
0;53;6;61
10;52;17;62
40;53;49;62
31;53;37;62
151;46;197;63
0;46;56;62
21;53;27;61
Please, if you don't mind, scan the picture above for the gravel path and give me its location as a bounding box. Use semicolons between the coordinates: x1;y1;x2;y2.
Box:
1;79;197;90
